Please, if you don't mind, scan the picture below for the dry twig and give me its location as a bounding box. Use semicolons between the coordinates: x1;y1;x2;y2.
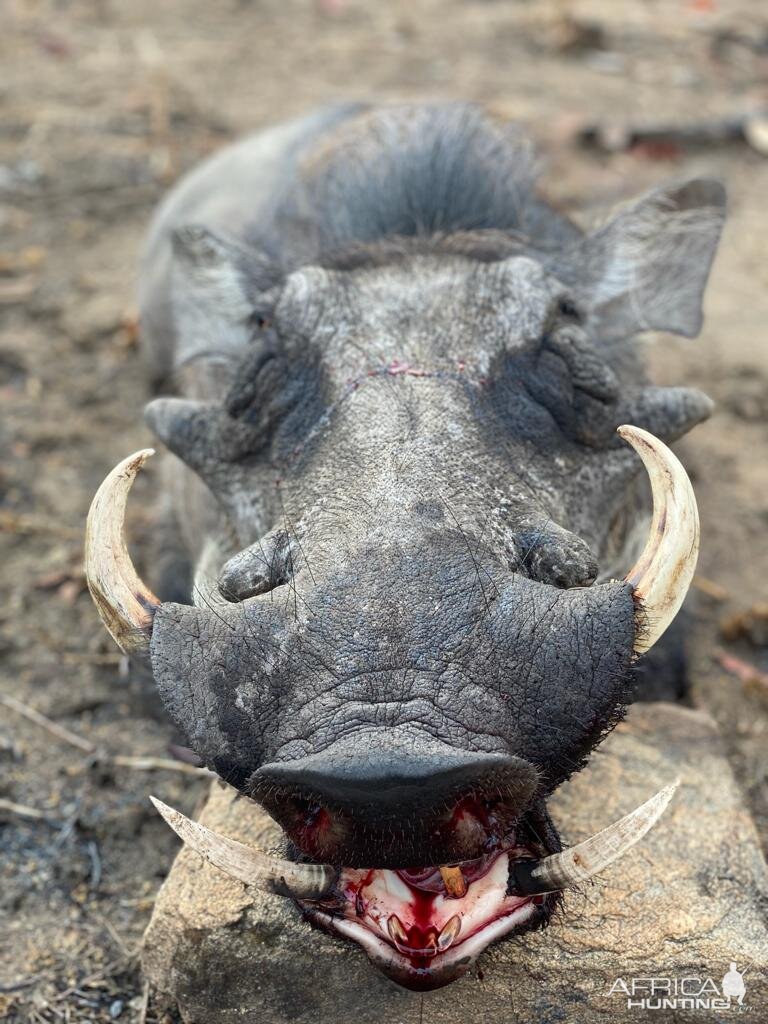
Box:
112;755;210;776
0;797;53;822
50;958;128;1004
692;575;730;602
0;692;93;752
0;692;211;777
0;510;81;540
713;649;768;692
138;979;150;1024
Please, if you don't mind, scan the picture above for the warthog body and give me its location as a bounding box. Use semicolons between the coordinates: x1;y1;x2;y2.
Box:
92;103;725;989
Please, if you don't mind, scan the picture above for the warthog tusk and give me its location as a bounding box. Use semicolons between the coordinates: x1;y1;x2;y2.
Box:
508;780;679;895
154;779;677;904
618;425;700;654
150;796;340;900
85;449;160;655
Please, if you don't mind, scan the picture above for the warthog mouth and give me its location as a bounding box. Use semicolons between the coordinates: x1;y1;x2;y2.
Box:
300;822;554;990
150;781;677;989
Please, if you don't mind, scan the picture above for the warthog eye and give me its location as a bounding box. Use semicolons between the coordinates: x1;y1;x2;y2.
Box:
556;296;581;321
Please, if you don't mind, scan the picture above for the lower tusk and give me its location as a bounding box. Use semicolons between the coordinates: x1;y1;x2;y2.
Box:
509;780;679;895
618;425;700;655
85;449;160;655
150;796;339;901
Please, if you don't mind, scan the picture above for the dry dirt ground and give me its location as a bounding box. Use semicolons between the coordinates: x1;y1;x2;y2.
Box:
1;1;767;1021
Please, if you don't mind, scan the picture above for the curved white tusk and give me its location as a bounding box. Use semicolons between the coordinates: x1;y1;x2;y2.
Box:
150;796;339;900
618;425;700;655
85;449;160;655
511;780;679;894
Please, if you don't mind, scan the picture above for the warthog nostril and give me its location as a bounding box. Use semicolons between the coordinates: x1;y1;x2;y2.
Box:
277;797;349;861
249;732;539;867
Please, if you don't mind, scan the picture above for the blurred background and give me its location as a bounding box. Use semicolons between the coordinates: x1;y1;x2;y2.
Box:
1;1;766;1020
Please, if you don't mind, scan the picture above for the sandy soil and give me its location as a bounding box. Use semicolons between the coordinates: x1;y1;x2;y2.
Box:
1;1;766;1020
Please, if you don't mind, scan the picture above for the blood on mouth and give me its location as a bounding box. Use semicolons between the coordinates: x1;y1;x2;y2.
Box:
338;844;537;969
296;796;544;978
384;882;465;965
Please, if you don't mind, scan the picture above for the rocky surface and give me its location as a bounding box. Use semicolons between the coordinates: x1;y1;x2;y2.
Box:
143;703;768;1023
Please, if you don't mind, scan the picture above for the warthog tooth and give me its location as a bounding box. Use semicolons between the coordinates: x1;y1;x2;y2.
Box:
437;914;462;951
387;914;409;946
149;796;339;900
508;780;679;895
85;449;160;655
439;865;468;898
618;425;700;655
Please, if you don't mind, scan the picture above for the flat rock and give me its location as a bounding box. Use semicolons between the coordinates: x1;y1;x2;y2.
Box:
143;704;768;1022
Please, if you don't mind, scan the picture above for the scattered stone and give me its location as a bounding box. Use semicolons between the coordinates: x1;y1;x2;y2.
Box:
550;15;606;55
0;732;24;763
0;246;47;275
60;295;124;346
143;703;768;1023
723;374;768;422
0;275;39;305
721;604;768;647
744;114;768;156
0;160;43;193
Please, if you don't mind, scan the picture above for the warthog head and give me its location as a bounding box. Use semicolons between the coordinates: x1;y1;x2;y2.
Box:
85;106;724;989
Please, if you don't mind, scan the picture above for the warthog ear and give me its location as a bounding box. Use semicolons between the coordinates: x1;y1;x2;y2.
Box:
566;178;726;341
170;225;275;353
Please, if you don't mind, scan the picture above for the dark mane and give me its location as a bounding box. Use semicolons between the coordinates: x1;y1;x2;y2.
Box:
248;104;581;271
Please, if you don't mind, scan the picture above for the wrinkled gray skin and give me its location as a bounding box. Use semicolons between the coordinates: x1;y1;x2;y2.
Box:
138;105;724;878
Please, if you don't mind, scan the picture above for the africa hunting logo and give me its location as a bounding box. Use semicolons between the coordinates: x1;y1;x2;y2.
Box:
607;962;751;1012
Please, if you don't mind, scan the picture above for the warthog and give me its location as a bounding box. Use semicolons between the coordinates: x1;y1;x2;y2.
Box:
85;104;724;990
